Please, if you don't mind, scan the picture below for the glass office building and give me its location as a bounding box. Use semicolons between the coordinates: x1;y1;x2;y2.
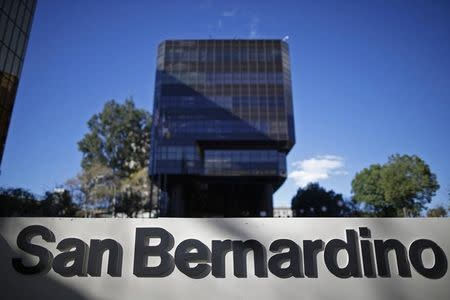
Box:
0;0;36;169
150;39;295;217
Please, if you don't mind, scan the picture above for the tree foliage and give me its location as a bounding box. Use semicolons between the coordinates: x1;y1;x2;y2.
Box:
115;167;153;216
78;162;116;207
426;206;448;218
351;154;440;217
41;190;78;217
0;188;40;216
291;183;353;217
78;98;152;177
77;99;153;215
0;187;79;217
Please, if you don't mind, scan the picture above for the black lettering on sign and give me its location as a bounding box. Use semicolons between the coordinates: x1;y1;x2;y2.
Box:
53;238;89;277
409;239;447;279
88;239;123;277
12;225;55;275
268;239;303;278
175;239;211;278
133;227;175;277
324;229;361;278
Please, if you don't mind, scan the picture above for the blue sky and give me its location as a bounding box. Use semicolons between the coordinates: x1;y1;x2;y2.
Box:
1;0;449;208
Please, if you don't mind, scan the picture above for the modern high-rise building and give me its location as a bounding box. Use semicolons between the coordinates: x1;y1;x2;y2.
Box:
150;39;295;217
0;0;36;169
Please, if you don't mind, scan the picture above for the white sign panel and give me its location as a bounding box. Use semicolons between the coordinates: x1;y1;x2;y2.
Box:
0;218;449;300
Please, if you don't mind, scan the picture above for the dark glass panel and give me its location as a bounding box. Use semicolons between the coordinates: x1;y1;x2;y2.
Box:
2;0;12;15
16;2;25;29
4;51;13;74
10;25;19;50
9;0;18;19
22;8;30;32
11;54;20;76
4;19;13;45
0;45;7;69
0;12;7;40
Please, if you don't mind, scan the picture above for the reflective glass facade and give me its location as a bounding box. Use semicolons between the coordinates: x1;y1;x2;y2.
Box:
204;150;285;176
150;40;295;217
0;0;36;167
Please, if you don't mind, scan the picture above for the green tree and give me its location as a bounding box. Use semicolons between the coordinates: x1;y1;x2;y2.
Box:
426;206;448;218
77;99;153;215
78;98;152;177
352;154;440;217
78;162;116;208
64;177;88;217
291;183;354;217
115;167;156;216
41;190;79;217
0;188;40;216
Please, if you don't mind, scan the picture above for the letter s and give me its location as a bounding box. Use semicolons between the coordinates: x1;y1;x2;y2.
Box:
12;225;55;275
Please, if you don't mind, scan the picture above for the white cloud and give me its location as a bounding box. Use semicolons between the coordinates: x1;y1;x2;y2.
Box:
288;155;348;187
